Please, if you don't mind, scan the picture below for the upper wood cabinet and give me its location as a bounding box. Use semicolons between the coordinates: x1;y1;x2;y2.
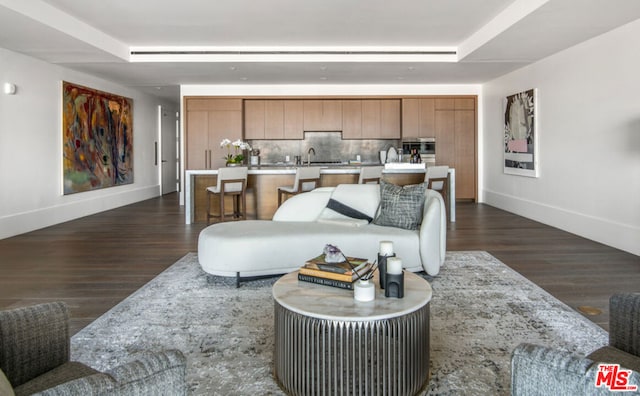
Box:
435;97;475;110
187;98;243;112
244;100;266;139
341;100;362;139
342;99;401;139
402;98;435;139
435;98;455;110
185;98;242;169
303;100;342;131
282;101;304;139
454;98;475;110
249;98;400;138
244;100;304;139
379;100;401;139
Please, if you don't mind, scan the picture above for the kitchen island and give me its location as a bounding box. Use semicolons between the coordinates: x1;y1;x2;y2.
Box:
185;165;455;224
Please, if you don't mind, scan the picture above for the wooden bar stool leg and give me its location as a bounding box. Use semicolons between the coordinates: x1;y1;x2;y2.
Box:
207;191;212;225
241;189;247;220
233;194;239;218
442;181;449;220
219;191;225;223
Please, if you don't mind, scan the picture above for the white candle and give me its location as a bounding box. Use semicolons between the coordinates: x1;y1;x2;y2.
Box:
379;241;394;256
386;257;403;274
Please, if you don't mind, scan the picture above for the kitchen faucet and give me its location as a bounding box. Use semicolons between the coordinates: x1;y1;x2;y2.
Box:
307;147;316;166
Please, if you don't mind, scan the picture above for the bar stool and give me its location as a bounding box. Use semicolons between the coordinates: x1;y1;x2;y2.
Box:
206;166;248;224
425;165;449;217
277;166;321;207
358;166;384;184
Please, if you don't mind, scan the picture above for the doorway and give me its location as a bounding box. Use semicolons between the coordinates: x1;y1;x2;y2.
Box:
159;105;179;195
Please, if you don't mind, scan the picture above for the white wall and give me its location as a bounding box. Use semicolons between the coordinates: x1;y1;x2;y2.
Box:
482;19;640;256
0;48;175;239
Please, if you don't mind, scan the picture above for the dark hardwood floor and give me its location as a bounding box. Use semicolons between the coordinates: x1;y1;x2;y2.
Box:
0;192;638;334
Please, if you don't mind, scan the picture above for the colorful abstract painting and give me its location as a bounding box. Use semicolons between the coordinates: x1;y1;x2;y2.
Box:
504;88;538;177
62;82;133;194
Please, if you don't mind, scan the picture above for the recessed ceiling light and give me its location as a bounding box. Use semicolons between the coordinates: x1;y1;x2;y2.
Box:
155;86;162;90
229;66;237;71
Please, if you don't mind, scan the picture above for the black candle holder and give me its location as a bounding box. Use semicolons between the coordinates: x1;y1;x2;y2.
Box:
377;253;396;289
385;271;405;298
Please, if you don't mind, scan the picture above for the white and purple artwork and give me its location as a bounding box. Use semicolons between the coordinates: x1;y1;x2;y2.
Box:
504;89;538;177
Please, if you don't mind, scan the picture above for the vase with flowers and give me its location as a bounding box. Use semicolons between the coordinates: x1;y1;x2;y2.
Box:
220;138;251;166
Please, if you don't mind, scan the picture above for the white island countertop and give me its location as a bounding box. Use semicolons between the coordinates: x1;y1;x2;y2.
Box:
234;164;429;174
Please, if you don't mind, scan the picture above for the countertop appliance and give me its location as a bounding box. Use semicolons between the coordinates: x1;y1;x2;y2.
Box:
402;137;436;166
402;137;435;155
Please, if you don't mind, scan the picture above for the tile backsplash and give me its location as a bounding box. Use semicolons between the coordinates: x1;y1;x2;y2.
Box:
250;132;399;164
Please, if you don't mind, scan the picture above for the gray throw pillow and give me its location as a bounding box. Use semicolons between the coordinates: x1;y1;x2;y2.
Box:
373;181;427;230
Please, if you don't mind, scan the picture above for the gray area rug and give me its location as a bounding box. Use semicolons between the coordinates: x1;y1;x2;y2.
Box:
71;251;607;395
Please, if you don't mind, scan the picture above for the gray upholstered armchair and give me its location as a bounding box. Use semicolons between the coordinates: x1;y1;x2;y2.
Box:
511;293;640;395
0;302;186;395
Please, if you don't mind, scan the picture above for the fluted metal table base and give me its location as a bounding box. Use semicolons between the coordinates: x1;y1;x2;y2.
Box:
274;301;430;395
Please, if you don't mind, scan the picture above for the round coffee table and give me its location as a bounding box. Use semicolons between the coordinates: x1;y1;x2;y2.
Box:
272;270;432;395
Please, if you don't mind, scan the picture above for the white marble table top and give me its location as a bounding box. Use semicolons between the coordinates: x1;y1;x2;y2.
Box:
272;270;432;322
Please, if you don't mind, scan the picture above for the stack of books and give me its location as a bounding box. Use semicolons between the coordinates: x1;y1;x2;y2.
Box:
298;254;372;290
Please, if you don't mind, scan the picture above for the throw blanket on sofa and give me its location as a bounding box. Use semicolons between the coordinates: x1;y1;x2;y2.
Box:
317;184;380;227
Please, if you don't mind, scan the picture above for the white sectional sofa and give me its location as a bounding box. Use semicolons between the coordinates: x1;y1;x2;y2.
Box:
198;183;446;285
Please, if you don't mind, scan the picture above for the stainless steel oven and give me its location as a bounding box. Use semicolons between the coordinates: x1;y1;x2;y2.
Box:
402;137;435;165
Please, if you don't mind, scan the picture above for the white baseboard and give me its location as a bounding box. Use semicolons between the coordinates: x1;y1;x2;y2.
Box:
0;185;160;240
483;189;640;256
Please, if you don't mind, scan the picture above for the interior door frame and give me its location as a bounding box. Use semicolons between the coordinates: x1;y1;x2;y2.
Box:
158;105;179;195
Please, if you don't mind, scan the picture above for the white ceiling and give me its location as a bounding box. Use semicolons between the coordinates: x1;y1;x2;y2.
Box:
1;0;639;103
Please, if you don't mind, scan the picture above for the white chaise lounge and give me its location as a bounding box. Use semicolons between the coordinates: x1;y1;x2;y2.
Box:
198;183;446;285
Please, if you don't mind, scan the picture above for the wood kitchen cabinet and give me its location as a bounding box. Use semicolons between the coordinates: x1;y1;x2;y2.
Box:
282;101;304;139
303;100;342;131
341;100;362;139
455;109;476;199
434;97;474;110
185;98;242;169
243;100;265;140
401;98;435;139
244;100;304;139
186;95;476;200
434;96;476;200
378;100;401;138
435;98;455;110
342;99;400;139
435;110;455;169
